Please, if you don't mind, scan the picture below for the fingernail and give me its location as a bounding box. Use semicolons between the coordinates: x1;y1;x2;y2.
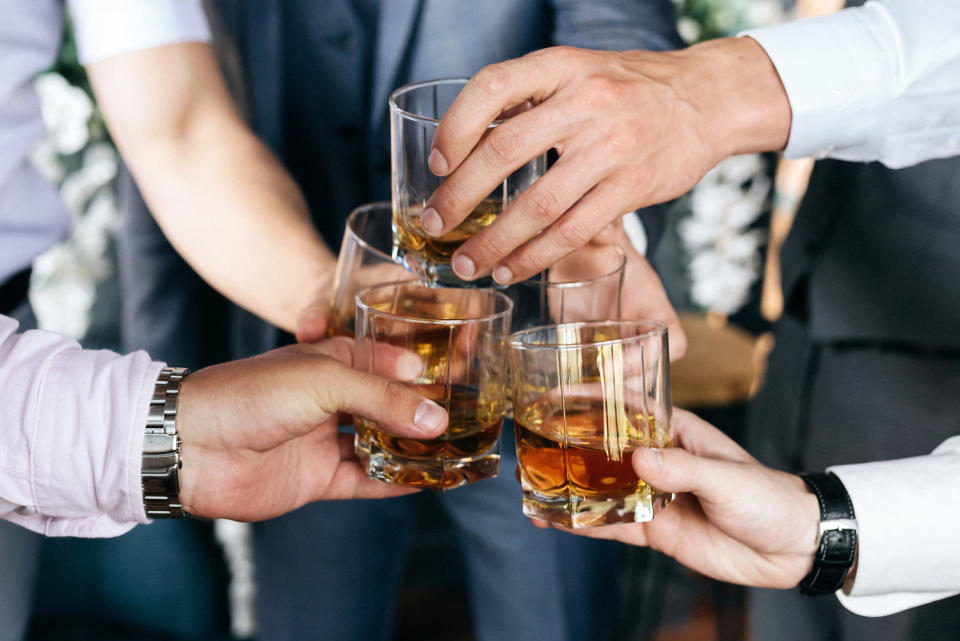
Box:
421;207;443;236
414;400;447;434
638;447;662;472
492;266;513;285
452;254;476;279
428;148;448;175
396;352;424;381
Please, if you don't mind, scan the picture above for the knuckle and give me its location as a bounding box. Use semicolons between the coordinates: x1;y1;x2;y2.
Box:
466;229;505;265
484;125;524;165
474;63;511;98
522;187;562;224
507;248;546;280
382;379;408;406
556;217;594;249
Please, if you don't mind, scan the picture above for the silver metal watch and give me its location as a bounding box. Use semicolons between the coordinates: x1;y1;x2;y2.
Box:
142;366;190;518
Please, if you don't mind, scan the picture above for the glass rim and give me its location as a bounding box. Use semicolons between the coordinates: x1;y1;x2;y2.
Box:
509;319;668;351
345;201;396;262
389;77;500;127
356;279;514;326
517;245;627;290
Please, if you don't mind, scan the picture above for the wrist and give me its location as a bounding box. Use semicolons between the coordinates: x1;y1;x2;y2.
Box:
797;472;859;595
174;374;202;516
679;37;792;159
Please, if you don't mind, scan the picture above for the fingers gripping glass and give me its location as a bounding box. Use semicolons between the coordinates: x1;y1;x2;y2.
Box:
329;203;412;337
354;281;513;490
390;78;546;287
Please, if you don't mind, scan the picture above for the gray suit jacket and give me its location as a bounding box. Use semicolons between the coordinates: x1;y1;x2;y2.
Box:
780;157;960;351
120;0;683;364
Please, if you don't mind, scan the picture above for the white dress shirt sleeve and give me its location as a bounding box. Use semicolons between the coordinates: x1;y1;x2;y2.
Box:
0;315;164;537
68;0;211;66
743;0;960;169
827;436;960;616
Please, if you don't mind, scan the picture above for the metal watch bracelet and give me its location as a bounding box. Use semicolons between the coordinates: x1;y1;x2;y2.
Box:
142;366;190;518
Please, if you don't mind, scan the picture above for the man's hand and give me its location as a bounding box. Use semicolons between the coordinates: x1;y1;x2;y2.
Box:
424;38;791;284
175;339;447;521
294;275;335;343
556;409;820;589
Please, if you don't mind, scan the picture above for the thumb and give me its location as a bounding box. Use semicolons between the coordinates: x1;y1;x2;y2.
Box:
325;362;448;440
632;446;738;503
296;300;331;343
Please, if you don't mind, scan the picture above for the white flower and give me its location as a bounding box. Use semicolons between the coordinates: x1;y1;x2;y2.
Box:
34;73;93;155
681;152;771;315
689;251;758;315
716;154;765;185
747;0;783;28
82;143;119;185
689;183;744;223
29;137;65;183
677;16;701;43
678;218;727;248
30;245;98;339
72;190;119;264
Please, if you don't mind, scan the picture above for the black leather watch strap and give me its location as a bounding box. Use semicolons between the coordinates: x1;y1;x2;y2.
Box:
798;472;858;595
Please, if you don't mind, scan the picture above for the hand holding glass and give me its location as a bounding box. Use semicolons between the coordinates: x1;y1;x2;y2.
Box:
354;282;513;490
510;321;673;527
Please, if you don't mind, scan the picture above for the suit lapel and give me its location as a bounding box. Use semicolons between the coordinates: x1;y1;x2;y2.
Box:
369;0;423;131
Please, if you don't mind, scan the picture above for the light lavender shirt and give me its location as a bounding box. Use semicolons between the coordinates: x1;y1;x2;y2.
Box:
0;0;210;284
0;314;162;536
0;0;71;284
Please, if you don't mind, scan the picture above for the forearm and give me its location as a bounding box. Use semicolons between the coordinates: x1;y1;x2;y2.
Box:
0;315;161;537
89;43;336;333
125;114;336;332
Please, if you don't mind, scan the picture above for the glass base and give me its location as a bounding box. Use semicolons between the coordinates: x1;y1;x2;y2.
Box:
521;486;674;528
402;253;498;289
355;431;500;491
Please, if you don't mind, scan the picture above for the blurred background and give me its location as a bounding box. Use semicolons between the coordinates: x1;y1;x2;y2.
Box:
23;0;837;640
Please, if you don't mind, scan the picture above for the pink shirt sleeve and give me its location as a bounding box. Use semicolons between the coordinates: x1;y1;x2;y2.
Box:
0;314;164;537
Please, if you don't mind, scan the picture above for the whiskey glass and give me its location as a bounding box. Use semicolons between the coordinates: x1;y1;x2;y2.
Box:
508;244;626;332
354;281;513;490
509;320;673;527
328;202;411;337
390;78;546;286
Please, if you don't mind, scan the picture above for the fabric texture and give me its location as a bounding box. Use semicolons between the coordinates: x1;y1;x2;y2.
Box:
0;314;163;536
744;0;960;168
69;0;211;65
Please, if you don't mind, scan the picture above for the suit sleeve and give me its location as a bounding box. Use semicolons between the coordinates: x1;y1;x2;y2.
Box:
550;0;685;52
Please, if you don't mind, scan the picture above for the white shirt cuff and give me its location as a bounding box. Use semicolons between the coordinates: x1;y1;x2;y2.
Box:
827;436;960;615
622;212;647;256
740;2;899;163
69;0;211;66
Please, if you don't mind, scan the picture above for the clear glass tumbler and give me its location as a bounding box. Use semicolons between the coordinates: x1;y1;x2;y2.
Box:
354;281;513;490
328;202;411;336
390;78;546;286
508;244;626;332
509;320;673;527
